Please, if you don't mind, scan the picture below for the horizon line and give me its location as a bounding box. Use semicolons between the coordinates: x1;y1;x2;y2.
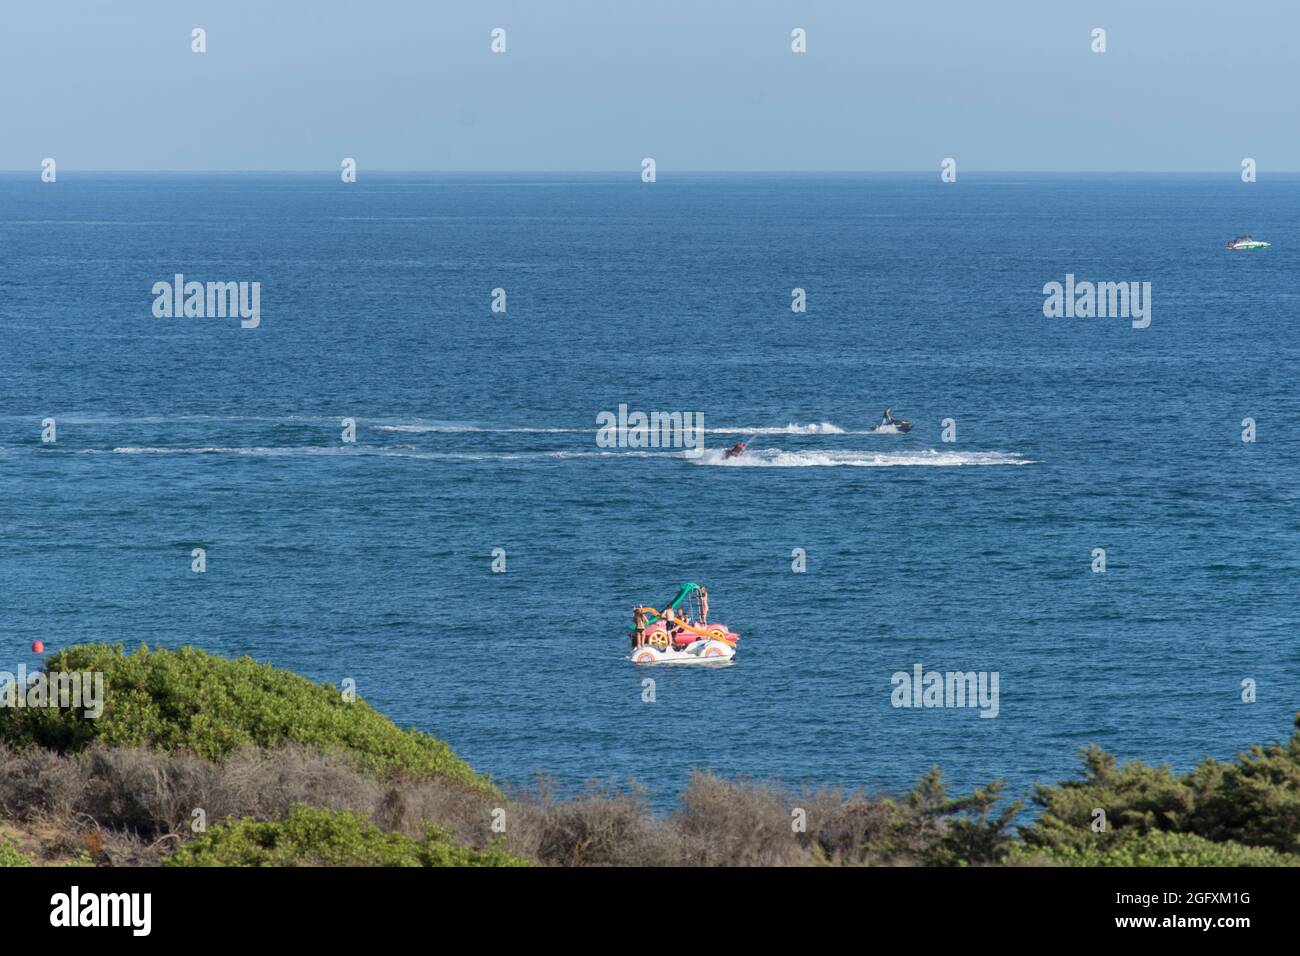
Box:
4;168;1297;176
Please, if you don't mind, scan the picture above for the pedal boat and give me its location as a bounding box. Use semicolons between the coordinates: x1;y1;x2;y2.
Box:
629;583;739;665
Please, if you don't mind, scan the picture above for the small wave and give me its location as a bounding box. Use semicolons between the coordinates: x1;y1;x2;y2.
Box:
105;445;507;460
378;420;861;436
109;446;350;456
3;415;880;439
1;220;173;226
691;448;1034;468
0;414;339;426
372;423;583;434
97;445;689;464
708;422;848;436
8;443;1034;469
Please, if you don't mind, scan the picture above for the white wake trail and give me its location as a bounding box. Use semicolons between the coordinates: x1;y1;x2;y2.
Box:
691;448;1034;468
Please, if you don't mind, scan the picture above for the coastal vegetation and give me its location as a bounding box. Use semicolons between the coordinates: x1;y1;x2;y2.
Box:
1;645;1296;867
166;805;527;867
0;644;488;788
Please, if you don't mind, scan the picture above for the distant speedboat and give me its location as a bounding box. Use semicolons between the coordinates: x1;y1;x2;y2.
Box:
1225;235;1270;250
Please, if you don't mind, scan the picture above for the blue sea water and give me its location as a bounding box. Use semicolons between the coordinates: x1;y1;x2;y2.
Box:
2;171;1297;808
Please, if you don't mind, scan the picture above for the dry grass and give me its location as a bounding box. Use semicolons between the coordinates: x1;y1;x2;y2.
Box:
0;742;1003;867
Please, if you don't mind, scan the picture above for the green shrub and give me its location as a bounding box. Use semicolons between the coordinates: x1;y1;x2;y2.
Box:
165;805;528;867
1024;715;1300;856
1009;830;1297;867
0;839;32;867
1182;727;1300;853
0;644;489;789
1022;745;1194;852
870;767;1022;866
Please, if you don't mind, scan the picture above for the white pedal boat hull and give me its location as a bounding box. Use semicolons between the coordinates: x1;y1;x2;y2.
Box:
630;638;736;665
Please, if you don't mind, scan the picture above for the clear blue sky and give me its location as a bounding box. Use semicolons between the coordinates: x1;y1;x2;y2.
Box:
3;0;1296;171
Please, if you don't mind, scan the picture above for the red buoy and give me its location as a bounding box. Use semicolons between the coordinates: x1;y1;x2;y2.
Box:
32;640;44;654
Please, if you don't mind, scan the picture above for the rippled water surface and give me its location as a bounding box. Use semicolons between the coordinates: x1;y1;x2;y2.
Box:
3;172;1297;805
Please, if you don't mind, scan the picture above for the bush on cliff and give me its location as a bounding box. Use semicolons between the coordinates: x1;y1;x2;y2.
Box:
1023;715;1300;856
0;644;489;789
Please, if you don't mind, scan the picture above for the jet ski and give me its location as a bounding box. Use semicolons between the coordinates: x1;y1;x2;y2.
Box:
1225;235;1270;250
872;419;912;434
723;441;747;459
